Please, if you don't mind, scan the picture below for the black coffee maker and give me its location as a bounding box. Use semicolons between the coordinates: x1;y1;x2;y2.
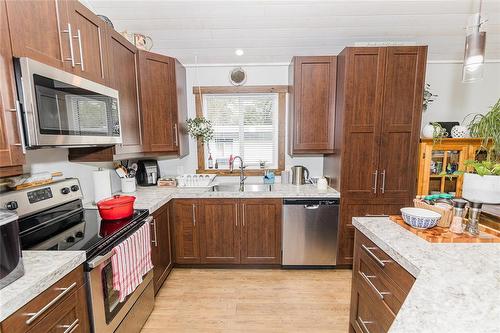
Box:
136;160;159;186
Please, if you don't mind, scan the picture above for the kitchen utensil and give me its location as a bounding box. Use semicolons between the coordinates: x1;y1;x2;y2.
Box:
114;163;128;178
465;201;482;236
96;195;136;220
121;177;136;193
400;207;441;229
7;171;63;190
291;165;309;185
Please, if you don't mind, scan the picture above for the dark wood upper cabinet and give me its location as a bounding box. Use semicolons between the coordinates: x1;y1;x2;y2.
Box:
138;51;188;156
240;199;282;264
172;199;200;264
66;1;108;85
324;46;427;266
150;203;173;294
5;0;70;69
198;199;240;264
0;0;24;177
288;56;336;155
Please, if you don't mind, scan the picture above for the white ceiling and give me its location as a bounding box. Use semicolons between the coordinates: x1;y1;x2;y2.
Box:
85;0;500;65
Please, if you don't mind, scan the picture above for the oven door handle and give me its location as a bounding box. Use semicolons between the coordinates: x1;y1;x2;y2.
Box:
88;251;115;269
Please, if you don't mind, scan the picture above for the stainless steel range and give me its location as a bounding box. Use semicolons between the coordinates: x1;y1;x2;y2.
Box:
0;179;154;333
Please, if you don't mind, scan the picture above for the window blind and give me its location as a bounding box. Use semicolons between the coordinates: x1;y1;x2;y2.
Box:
203;93;279;169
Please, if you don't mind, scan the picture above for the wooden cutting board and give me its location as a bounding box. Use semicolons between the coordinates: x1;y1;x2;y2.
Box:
389;216;500;243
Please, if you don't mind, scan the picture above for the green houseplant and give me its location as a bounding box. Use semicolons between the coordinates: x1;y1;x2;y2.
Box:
186;117;214;143
462;98;500;203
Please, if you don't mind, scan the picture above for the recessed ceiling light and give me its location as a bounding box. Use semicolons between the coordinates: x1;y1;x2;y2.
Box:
235;49;244;56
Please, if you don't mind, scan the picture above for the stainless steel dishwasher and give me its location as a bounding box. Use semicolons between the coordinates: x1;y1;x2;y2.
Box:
282;198;340;266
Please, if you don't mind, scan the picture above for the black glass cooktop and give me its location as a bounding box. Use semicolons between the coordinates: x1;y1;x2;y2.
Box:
19;199;149;260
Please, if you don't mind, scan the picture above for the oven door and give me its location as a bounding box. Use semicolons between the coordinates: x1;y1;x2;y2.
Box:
16;57;121;147
87;251;153;333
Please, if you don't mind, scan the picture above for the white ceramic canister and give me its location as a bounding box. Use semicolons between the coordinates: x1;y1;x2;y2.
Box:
121;177;137;193
317;177;328;191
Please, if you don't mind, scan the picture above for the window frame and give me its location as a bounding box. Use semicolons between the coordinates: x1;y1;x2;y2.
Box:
193;85;288;176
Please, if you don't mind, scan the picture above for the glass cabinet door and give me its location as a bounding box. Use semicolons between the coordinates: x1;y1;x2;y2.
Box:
425;145;468;197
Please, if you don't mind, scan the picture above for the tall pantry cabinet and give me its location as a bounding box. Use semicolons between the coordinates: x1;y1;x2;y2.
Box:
324;46;427;265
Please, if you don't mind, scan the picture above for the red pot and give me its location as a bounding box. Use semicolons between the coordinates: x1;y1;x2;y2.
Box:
97;195;136;220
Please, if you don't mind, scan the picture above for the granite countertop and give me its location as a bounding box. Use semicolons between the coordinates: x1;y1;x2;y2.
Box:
353;217;500;333
0;251;86;322
84;183;340;213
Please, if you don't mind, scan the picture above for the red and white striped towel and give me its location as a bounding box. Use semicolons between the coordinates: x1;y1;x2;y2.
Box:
111;222;153;302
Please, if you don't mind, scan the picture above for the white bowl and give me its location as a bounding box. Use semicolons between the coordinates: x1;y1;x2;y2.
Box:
400;207;441;229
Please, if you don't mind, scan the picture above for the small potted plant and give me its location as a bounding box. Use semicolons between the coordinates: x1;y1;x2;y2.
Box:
186;117;214;143
461;98;500;203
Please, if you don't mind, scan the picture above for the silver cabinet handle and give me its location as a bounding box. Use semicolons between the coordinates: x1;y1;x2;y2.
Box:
174;124;178;147
359;271;390;300
25;282;77;324
74;29;84;71
62;23;75;67
97;27;104;78
372;170;378;194
361;244;392;268
192;204;196;227
380;169;386;194
59;319;79;333
151;218;158;247
358;316;374;333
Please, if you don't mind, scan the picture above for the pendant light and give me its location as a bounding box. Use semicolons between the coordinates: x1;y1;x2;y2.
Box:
462;0;487;83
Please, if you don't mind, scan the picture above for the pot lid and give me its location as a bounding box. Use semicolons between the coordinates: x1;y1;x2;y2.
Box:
97;195;136;208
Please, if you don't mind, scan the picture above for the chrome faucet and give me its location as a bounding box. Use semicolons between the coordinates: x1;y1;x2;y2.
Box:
230;156;246;191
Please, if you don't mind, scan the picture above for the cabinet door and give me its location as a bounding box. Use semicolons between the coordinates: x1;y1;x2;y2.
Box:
341;48;386;200
106;28;143;155
199;199;240;264
138;51;177;153
240;199;282;264
151;204;173;294
5;0;69;69
172;200;200;264
0;0;24;176
290;56;336;154
67;1;107;84
377;46;427;201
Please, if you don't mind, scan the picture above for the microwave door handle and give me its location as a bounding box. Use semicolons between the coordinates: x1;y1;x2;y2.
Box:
11;100;26;154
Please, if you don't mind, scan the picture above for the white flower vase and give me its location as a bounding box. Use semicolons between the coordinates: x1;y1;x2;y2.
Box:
451;125;470;138
421;124;435;138
462;173;500;204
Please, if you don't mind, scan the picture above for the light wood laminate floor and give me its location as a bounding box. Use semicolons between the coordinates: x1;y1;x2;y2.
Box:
141;268;352;333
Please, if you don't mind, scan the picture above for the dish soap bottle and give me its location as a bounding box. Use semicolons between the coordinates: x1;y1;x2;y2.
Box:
208;153;213;169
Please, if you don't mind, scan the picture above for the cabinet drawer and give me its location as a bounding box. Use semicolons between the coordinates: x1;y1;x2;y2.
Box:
350;278;394;333
355;231;415;293
1;266;85;333
357;249;408;314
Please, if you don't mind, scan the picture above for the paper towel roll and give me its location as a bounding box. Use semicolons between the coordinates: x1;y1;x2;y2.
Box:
93;168;112;204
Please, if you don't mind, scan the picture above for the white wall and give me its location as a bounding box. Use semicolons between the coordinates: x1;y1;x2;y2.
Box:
157;64;324;179
422;62;500;128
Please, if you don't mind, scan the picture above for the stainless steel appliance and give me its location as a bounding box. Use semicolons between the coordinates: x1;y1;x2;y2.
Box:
0;210;24;289
14;57;121;147
0;179;153;333
136;160;159;186
282;198;340;266
291;165;310;185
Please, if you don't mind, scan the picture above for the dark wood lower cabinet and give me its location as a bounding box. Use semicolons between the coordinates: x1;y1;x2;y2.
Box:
150;203;173;294
0;266;89;333
349;229;415;333
172;199;282;265
240;199;282;264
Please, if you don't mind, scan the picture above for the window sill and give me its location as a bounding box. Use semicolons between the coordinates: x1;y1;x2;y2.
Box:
196;169;283;176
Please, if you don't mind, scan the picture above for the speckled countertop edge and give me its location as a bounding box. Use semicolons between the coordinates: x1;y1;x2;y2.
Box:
353;217;500;333
0;251;86;322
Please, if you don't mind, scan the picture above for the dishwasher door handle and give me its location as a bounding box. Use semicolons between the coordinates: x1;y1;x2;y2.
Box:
304;205;320;209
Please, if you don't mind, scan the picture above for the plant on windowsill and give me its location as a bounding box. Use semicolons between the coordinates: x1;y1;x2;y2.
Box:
186;116;214;144
461;98;500;203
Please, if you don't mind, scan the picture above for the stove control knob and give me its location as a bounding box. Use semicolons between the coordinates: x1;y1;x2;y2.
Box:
61;187;70;195
75;231;84;238
66;236;76;243
70;185;80;192
6;201;18;210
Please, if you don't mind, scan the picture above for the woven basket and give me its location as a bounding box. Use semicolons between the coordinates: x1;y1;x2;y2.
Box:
413;199;453;227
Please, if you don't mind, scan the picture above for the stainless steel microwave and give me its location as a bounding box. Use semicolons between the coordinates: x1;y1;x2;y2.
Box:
14;57;121;147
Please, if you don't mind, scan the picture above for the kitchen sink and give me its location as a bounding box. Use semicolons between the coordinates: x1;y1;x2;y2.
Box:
211;183;273;192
